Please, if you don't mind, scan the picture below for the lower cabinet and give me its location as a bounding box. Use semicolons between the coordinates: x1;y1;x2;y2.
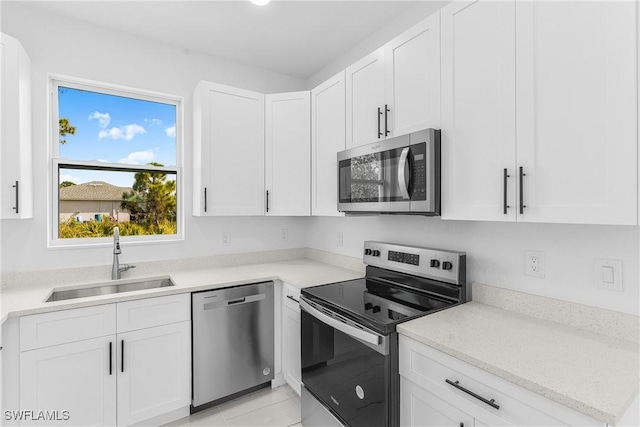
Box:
399;335;604;427
281;283;301;395
18;294;191;427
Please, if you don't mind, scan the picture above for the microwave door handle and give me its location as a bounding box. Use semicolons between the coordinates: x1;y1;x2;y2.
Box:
299;298;381;346
398;147;411;200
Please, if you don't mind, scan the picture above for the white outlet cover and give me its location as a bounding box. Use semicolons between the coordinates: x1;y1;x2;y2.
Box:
595;259;623;291
221;232;231;246
525;250;545;278
280;229;288;242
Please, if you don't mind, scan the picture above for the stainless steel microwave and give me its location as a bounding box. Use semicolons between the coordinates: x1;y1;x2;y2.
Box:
337;129;440;215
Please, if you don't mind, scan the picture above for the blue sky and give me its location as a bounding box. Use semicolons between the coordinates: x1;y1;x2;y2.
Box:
58;87;176;187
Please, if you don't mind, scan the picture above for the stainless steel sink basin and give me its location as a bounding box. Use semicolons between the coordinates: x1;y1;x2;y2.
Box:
46;277;175;302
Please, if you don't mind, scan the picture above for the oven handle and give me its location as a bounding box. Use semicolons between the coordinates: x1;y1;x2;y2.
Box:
300;298;381;346
398;147;411;200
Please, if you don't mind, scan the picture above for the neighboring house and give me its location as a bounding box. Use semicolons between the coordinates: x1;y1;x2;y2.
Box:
59;181;132;222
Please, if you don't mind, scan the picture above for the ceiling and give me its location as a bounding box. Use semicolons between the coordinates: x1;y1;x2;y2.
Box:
17;0;426;80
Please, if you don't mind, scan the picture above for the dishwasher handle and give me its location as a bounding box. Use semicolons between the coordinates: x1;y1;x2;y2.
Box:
203;293;266;310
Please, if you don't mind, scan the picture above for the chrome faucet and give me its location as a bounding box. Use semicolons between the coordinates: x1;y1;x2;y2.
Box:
112;226;135;280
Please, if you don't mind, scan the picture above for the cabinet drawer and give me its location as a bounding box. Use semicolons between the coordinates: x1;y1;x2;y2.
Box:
283;285;300;312
399;336;602;426
20;304;116;351
117;294;190;333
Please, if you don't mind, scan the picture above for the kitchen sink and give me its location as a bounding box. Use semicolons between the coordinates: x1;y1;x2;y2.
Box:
46;277;175;302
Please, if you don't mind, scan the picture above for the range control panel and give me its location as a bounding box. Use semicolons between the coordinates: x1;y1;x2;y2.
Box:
363;241;466;285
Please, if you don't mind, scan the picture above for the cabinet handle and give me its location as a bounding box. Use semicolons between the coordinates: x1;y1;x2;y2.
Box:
384;104;390;136
519;166;526;214
445;379;500;410
204;187;207;213
377;107;383;138
460;423;464;427
109;342;113;375
12;181;19;214
503;169;510;214
121;340;124;373
266;190;270;213
286;295;299;304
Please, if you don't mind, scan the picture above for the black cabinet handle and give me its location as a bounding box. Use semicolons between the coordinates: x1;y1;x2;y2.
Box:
204;187;207;213
519;166;526;214
266;190;270;213
377;107;383;138
109;342;113;375
384;104;390;136
446;379;500;410
503;169;510;214
12;181;19;214
286;295;299;304
460;423;464;427
121;340;124;373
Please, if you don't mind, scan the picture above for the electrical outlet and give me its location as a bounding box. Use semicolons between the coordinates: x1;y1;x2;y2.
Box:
525;251;545;278
280;229;288;242
221;231;231;246
595;259;623;291
337;232;343;247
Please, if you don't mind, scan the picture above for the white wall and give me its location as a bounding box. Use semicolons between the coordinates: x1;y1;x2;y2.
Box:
0;2;308;274
305;217;639;315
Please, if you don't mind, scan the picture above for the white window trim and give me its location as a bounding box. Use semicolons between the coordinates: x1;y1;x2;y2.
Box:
48;75;185;248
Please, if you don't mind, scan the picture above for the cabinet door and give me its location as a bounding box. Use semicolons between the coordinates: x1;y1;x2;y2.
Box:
400;379;474;427
0;33;32;219
385;12;441;137
311;71;345;216
282;304;301;396
117;321;191;426
265;91;311;216
20;335;116;426
515;1;637;225
193;82;265;216
346;48;386;148
440;0;517;222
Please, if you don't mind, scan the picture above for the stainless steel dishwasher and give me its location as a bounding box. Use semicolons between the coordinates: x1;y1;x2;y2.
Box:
192;281;274;411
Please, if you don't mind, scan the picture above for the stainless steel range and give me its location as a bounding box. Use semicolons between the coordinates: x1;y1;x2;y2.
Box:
300;241;467;427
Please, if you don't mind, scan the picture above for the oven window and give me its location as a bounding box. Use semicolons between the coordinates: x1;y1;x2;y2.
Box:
301;310;391;426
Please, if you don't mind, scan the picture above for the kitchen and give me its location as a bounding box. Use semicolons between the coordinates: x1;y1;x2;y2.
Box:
1;0;639;426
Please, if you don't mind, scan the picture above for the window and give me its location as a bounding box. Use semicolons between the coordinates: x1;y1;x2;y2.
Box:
51;78;182;245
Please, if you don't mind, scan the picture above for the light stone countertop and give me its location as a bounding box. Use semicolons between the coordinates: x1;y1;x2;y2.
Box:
397;300;640;426
1;258;363;324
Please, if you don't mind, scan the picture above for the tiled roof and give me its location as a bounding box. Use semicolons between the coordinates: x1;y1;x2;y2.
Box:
59;181;132;201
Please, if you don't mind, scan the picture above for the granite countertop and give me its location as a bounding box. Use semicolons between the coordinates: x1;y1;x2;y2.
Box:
398;299;640;426
1;258;363;323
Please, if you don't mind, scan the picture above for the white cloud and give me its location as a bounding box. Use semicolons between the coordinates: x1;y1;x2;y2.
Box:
118;150;155;165
99;123;146;141
88;111;111;129
145;118;163;126
165;125;176;138
59;174;83;184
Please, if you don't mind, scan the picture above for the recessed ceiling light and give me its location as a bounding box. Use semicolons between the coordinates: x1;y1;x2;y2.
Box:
251;0;270;5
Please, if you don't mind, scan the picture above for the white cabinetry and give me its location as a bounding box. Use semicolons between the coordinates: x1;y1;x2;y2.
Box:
19;294;191;427
311;71;345;216
346;13;440;148
193;81;265;216
281;283;301;396
265;92;311;216
1;32;32;219
399;335;604;427
441;0;638;225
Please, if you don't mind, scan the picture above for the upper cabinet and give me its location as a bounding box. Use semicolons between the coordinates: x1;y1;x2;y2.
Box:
311;71;346;217
265;91;311;216
1;33;32;219
193;81;265;216
346;12;440;148
441;0;638;225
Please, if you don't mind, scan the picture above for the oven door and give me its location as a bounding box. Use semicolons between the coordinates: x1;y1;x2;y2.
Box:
300;297;397;427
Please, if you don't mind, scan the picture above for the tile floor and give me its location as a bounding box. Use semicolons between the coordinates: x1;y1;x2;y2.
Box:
164;385;302;427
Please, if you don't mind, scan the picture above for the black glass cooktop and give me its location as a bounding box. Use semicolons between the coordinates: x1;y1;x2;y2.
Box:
301;266;460;335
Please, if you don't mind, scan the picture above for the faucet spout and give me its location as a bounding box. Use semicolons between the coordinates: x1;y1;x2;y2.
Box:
112;227;134;280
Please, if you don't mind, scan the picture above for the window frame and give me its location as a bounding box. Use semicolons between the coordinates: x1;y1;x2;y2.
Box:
48;75;184;248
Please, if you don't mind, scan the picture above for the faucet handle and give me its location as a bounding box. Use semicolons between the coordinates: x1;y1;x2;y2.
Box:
120;264;136;272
